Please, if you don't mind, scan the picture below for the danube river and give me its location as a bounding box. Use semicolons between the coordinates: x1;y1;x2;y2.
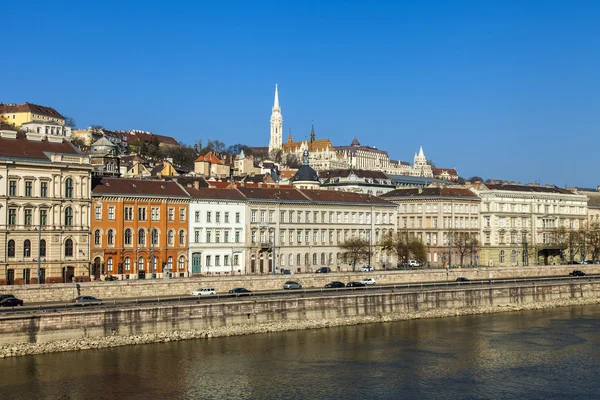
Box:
1;305;598;400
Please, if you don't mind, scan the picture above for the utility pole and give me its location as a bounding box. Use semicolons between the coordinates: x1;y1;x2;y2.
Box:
37;220;42;284
151;228;155;279
515;230;519;266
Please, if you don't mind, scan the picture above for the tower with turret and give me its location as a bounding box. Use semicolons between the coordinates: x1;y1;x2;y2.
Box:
268;84;283;153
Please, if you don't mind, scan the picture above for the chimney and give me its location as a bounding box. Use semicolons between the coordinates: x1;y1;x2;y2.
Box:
193;180;200;189
0;130;18;139
418;187;423;194
503;181;508;185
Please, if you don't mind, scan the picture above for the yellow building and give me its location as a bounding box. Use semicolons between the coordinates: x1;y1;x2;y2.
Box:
0;102;65;128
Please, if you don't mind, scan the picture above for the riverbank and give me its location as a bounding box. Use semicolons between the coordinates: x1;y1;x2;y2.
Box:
2;295;599;359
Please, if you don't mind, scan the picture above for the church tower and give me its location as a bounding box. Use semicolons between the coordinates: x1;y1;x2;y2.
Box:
269;84;283;154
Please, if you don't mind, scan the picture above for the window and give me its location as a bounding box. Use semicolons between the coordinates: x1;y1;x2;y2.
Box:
233;254;239;266
40;181;48;197
151;229;158;245
24;240;31;257
235;231;240;243
138;207;147;221
108;206;115;221
195;230;200;243
235;212;240;223
25;181;33;197
95;205;102;220
167;256;173;270
138;229;146;246
206;211;212;223
124;207;133;221
216;232;221;243
207;231;212;243
125;229;132;245
9;180;17;196
179;230;185;245
64;207;73;226
107;258;113;272
24;209;33;226
138;257;144;271
8;208;16;225
269;211;274;223
40;239;46;257
195;211;200;223
168;230;175;245
107;229;114;245
224;231;229;243
216;212;220;223
260;211;266;223
151;207;160;221
179;208;186;221
65;239;73;257
65;178;74;198
215;255;220;266
179;256;185;270
7;240;15;257
499;250;505;263
224;212;229;223
125;257;131;271
206;255;212;266
94;229;101;245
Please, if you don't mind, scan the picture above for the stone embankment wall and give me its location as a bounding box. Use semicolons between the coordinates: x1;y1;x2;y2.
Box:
1;280;599;358
3;265;599;304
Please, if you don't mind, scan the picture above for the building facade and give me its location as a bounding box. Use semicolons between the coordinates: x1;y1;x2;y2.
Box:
186;188;247;276
0;130;92;285
381;187;481;267
0;102;66;129
90;178;189;280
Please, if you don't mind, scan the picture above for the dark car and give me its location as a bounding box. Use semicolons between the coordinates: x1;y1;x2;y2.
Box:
0;294;15;302
315;267;332;273
569;270;586;277
104;275;119;281
346;281;366;287
73;296;102;305
229;288;252;294
325;281;345;288
456;277;470;282
0;297;23;307
281;269;292;275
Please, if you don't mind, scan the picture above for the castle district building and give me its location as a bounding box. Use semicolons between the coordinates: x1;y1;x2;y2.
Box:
471;182;588;266
239;187;398;273
90;178;189;280
186;188;247;276
381;187;481;266
0;130;92;285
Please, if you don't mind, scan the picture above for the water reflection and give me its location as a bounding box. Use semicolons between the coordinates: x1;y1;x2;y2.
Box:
1;305;599;399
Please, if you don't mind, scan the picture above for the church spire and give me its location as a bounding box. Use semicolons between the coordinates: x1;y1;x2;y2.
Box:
269;84;283;154
310;121;315;143
273;84;280;110
418;146;425;158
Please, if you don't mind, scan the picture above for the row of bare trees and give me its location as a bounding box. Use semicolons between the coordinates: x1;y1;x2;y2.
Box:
553;222;600;262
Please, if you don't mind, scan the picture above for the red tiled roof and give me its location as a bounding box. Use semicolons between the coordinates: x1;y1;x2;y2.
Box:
432;168;458;176
0;135;81;161
208;181;231;188
92;177;189;197
195;152;224;164
381;187;478;198
0;102;65;120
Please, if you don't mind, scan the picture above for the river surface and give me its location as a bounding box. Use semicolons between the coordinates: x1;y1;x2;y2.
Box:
1;305;599;400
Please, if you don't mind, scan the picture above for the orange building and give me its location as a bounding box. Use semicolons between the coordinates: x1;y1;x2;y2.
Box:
90;177;190;280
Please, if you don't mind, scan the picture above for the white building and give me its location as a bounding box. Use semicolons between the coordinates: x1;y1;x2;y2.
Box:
186;188;246;276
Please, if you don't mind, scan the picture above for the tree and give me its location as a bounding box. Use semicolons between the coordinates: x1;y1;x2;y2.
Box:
468;176;484;183
64;116;76;128
0;115;15;130
450;231;480;266
269;148;283;163
380;231;427;265
339;237;370;271
162;142;199;170
70;136;87;149
552;226;570;262
146;136;163;160
586;222;600;262
285;153;302;169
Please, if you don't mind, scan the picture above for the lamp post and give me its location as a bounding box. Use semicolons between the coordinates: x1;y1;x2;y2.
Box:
151;228;155;279
37;221;42;284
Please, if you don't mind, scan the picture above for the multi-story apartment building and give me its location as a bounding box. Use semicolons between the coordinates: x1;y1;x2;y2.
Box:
472;182;588;266
239;187;397;273
0;130;92;285
381;187;481;266
91;178;189;280
0;102;66;128
186;188;246;276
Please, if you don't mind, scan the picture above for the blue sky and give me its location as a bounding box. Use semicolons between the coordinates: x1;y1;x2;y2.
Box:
3;1;599;187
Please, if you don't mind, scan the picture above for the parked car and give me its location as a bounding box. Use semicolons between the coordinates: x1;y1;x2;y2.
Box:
456;277;470;282
104;275;119;281
325;281;345;288
359;266;374;272
0;294;15;302
346;281;366;287
0;297;23;307
190;288;217;296
569;270;586;277
283;281;302;290
73;296;103;305
229;288;252;294
281;269;292;275
408;260;421;267
360;278;376;285
315;267;332;273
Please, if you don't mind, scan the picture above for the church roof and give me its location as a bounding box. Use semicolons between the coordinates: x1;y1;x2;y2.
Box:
283;139;333;152
292;164;319;183
351;137;360;146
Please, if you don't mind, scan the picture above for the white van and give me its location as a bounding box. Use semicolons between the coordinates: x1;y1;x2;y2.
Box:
190;288;217;296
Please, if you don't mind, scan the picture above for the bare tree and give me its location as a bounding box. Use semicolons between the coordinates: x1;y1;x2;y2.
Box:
450;231;479;266
339;237;370;271
64;116;77;128
269;148;283;163
285;153;302;169
586;221;600;262
380;231;426;265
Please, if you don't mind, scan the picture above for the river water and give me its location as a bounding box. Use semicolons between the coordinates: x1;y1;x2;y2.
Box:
1;305;599;400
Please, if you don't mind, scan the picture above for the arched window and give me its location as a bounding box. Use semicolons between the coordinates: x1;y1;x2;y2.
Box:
434;252;438;263
124;229;132;245
178;256;185;270
124;257;131;271
320;253;325;264
107;257;113;272
138;257;144;271
312;253;317;265
65;178;73;198
40;239;46;257
289;254;293;266
24;240;31;257
138;229;146;246
7;240;15;257
64;207;73;226
499;250;505;263
168;256;173;270
305;253;309;265
94;229;101;245
107;229;114;245
65;239;73;257
168;230;174;245
179;230;185;245
296;254;301;266
280;255;285;266
511;250;517;263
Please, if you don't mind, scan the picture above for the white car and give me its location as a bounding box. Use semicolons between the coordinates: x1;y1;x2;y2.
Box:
360;278;376;285
359;266;374;272
190;288;216;296
408;260;420;267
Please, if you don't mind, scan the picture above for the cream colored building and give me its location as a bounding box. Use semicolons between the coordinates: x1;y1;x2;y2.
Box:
381;187;481;266
0;130;92;285
194;152;230;178
240;187;397;273
0;102;66;128
472;182;588;266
